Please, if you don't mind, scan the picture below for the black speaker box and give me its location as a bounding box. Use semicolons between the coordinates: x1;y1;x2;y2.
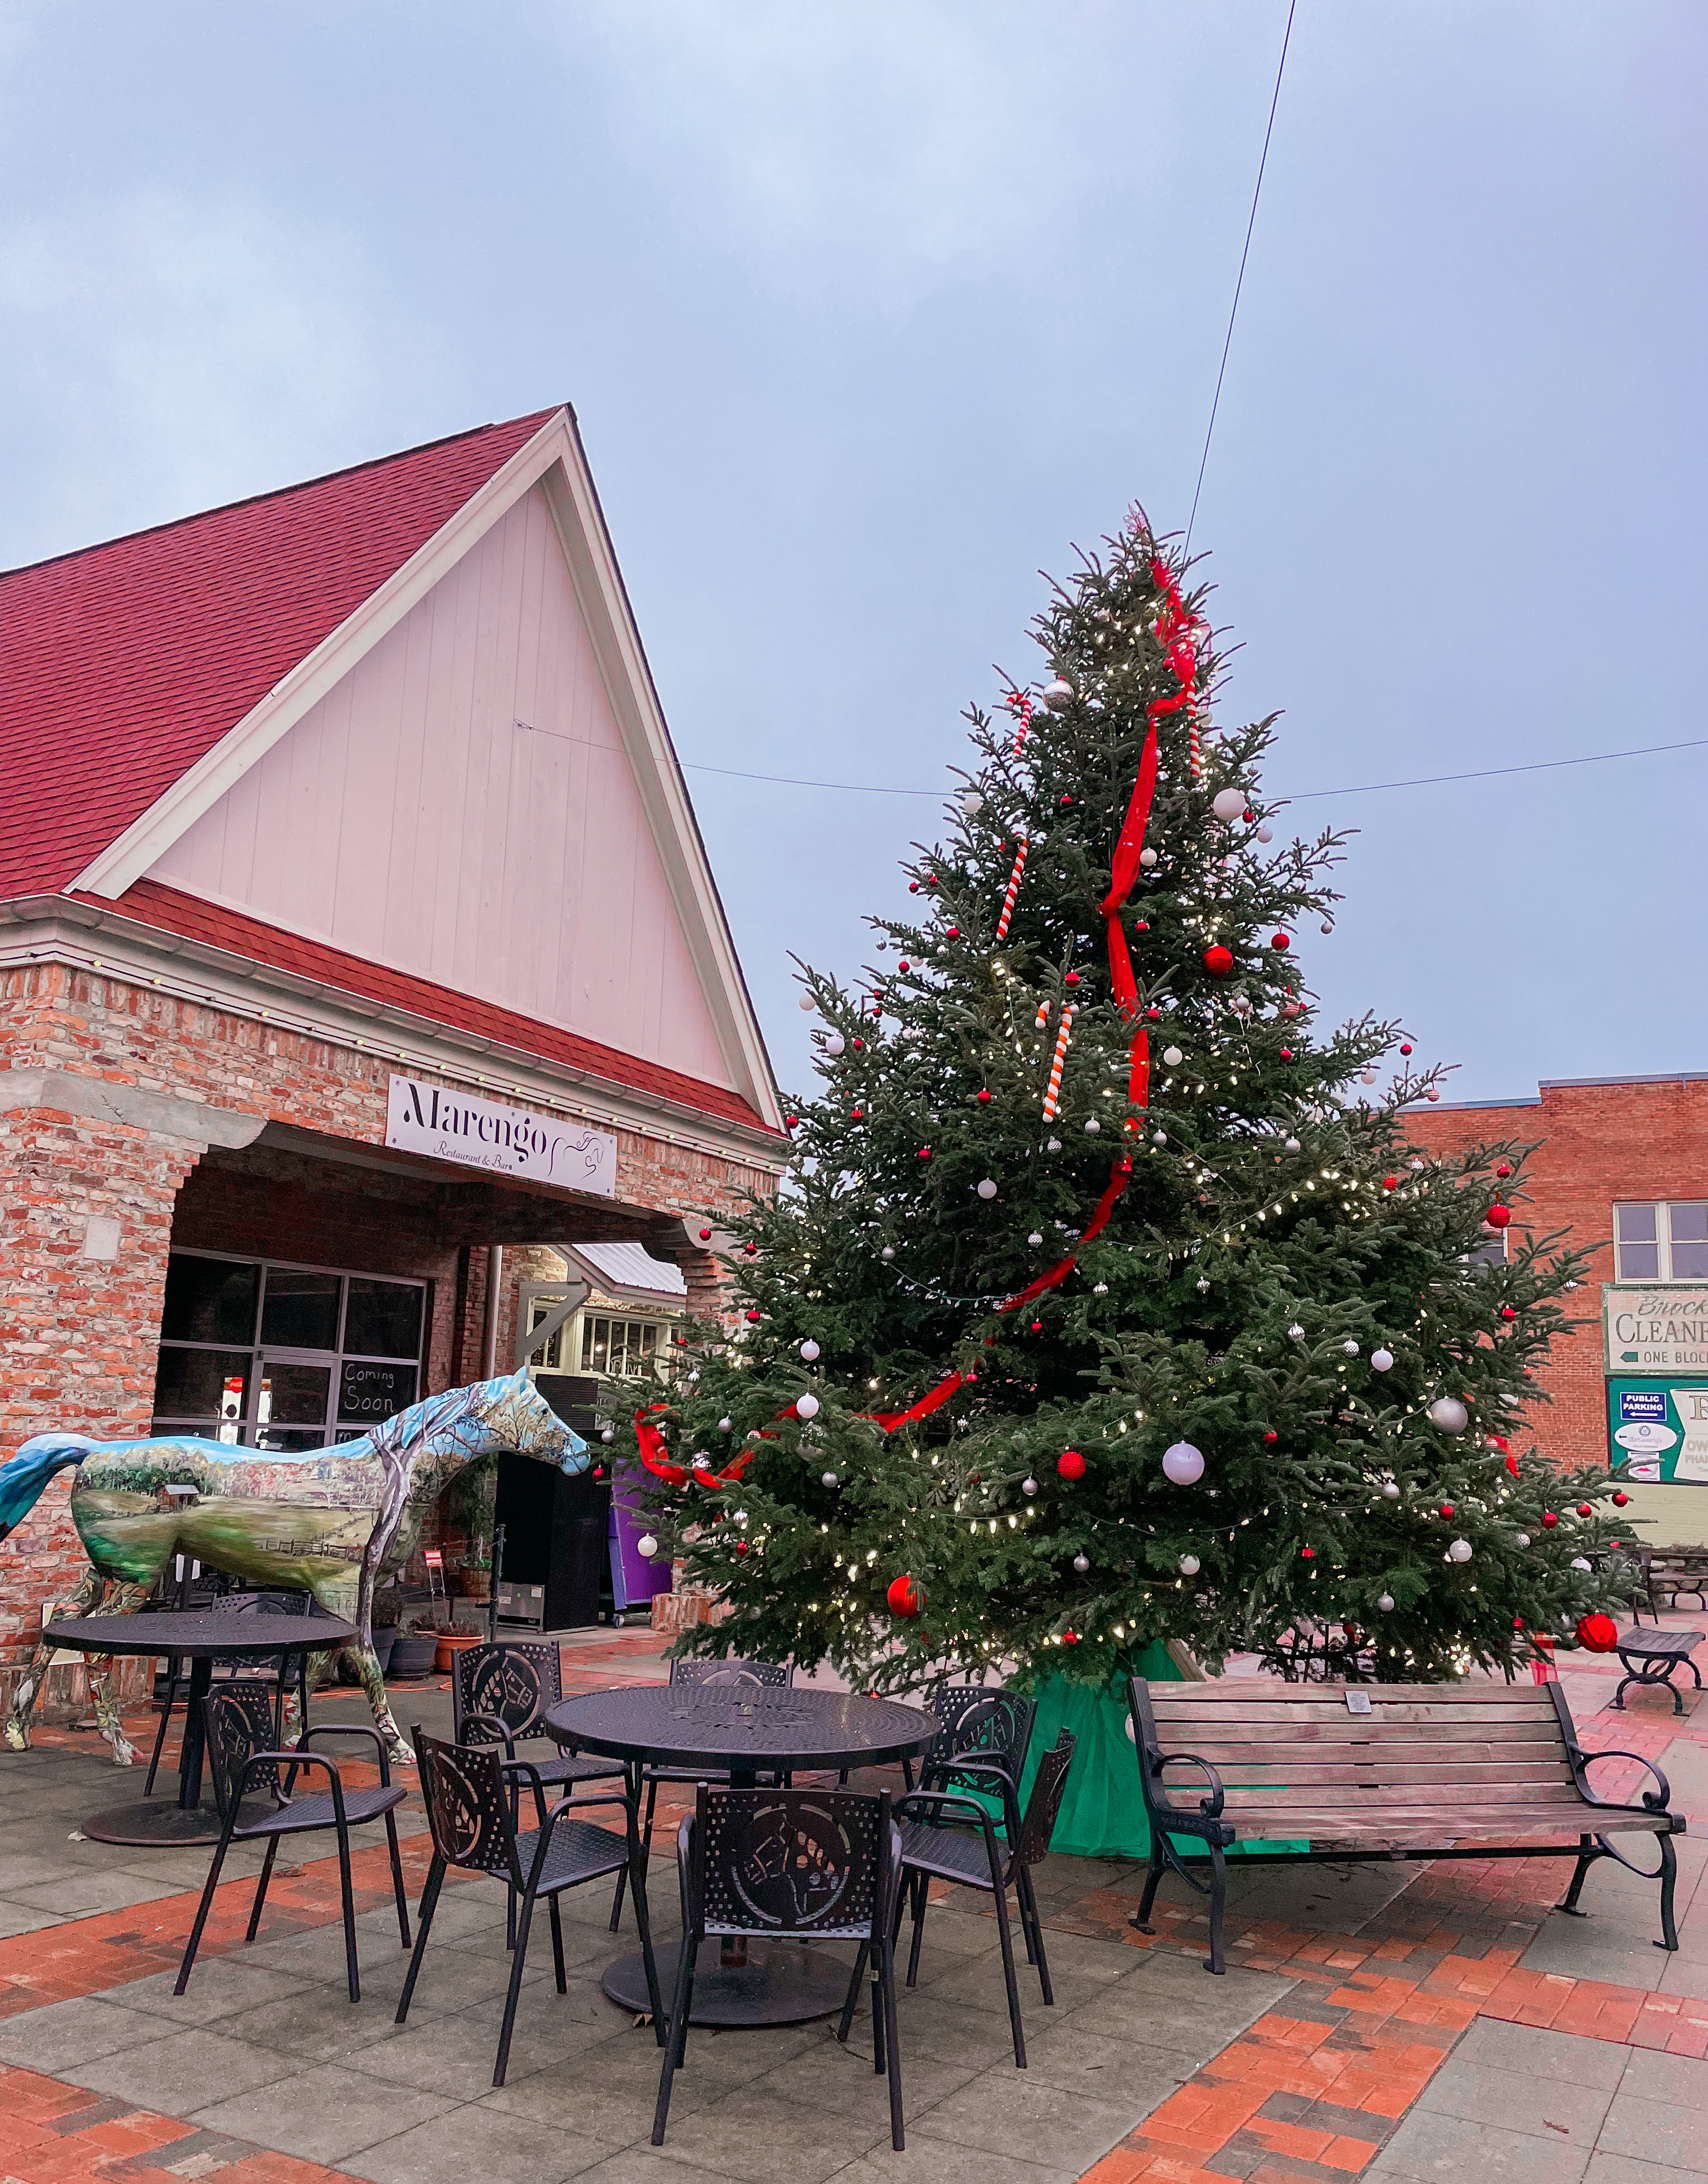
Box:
494;1448;611;1631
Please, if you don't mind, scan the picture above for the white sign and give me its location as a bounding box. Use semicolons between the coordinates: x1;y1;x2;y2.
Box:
386;1074;617;1197
1604;1284;1708;1374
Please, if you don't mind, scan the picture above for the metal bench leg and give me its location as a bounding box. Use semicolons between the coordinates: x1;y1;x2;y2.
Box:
1131;1838;1166;1935
1658;1833;1680;1952
1204;1842;1227;1976
1558;1834;1596;1917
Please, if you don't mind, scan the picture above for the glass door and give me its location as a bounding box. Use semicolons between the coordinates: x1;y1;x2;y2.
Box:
251;1354;334;1452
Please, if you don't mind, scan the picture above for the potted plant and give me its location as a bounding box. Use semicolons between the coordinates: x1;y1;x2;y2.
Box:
388;1616;440;1681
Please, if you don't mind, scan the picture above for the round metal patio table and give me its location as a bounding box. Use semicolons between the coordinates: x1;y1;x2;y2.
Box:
44;1611;358;1847
543;1682;937;2027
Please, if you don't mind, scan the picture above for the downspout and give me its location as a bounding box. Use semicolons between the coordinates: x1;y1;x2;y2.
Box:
481;1245;504;1380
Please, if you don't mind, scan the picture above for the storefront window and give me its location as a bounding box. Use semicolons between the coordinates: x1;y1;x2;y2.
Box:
579;1314;662;1377
152;1251;427;1448
1616;1202;1708;1281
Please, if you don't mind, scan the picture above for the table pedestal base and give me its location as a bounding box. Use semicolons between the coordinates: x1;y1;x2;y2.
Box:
83;1797;272;1848
602;1938;856;2027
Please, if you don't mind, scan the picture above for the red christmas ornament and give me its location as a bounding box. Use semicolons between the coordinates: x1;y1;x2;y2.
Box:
908;880;919;892
928;874;939;885
918;1147;931;1159
1301;1547;1315;1560
1400;1043;1413;1055
1612;1490;1630;1507
1496;1163;1511;1178
784;1116;798;1129
886;1574;925;1618
1065;971;1081;987
853;1037;864;1048
1440;1504;1455;1518
698;1226;713;1240
1500;1306;1517;1321
734;1540;749;1556
745;1310;761;1323
1513;1616;1525;1630
1542;1511;1559;1528
1057;1449;1087;1481
946;927;960;939
1576;1503;1592;1518
1146;1007;1161;1021
897;959;910;972
1262;1430;1279;1446
744;1242;758;1255
1061;1628;1081;1644
1279;1048;1294;1061
1576;1613;1618;1655
1383;1176;1398;1191
1202;945;1235;976
1059;793;1072;806
974;1089;992;1107
851;1108;864;1119
1270;933;1290;952
1486;1203;1512;1228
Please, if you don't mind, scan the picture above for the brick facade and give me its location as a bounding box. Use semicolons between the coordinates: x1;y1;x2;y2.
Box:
1405;1074;1708;1481
0;959;775;1677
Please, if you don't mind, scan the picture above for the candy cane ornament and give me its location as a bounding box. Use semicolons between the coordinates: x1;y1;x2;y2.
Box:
1035;999;1050;1031
1042;1006;1074;1121
995;837;1028;941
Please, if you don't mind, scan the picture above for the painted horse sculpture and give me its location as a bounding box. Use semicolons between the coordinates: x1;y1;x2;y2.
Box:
0;1370;588;1764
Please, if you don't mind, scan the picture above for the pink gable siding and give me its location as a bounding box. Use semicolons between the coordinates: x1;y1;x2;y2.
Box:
147;485;733;1091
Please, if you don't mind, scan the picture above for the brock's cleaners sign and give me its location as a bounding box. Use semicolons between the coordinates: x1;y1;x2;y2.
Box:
386;1074;617;1197
1603;1284;1708;1373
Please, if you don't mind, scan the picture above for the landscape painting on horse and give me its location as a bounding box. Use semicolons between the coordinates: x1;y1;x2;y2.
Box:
0;1369;588;1764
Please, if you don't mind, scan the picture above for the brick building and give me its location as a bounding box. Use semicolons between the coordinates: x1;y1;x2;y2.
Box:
0;406;786;1678
1406;1073;1708;1548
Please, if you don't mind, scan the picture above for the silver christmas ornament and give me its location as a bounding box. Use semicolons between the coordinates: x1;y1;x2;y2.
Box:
1288;1322;1306;1340
1284;1137;1301;1154
1162;1046;1184;1067
1162;1441;1206;1485
1179;1553;1201;1576
795;1393;821;1420
1042;676;1073;709
976;1178;998;1199
638;1533;660;1559
1382;1481;1401;1499
1093;1281;1108;1296
1428;1397;1469;1434
1046;1137;1062;1154
1514;1532;1531;1547
881;1245;895;1260
821;1471;839;1488
1073;1553;1090;1574
1343;1339;1359;1356
1371;1348;1394;1372
1448;1538;1473;1563
1376;1592;1395;1612
799;1340;821;1361
1022;1476;1039;1496
1139;847;1158;868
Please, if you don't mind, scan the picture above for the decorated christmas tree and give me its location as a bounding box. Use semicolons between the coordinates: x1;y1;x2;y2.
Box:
614;513;1633;1855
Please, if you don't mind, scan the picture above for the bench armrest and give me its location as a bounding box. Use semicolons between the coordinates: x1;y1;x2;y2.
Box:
1572;1745;1673;1815
1151;1751;1225;1819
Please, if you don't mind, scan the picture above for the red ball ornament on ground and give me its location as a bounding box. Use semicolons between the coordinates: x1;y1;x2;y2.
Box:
886;1575;926;1619
1486;1203;1513;1228
1057;1450;1087;1481
1576;1613;1618;1655
1612;1490;1630;1507
1270;933;1290;952
1542;1511;1559;1528
1202;945;1235;977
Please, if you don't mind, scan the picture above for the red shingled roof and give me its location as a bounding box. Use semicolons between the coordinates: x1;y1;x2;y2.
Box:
79;879;774;1137
0;410;558;899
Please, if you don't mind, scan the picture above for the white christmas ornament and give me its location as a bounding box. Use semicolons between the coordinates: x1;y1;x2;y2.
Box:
976;1178;998;1199
821;1471;839;1488
1042;676;1073;710
1256;825;1274;843
718;1417;732;1432
1288;1322;1306;1340
1028;1230;1043;1245
1073;1552;1090;1574
1084;1117;1101;1133
824;1032;845;1057
961;791;984;816
1211;788;1246;820
1376;1593;1395;1612
798;993;816;1012
799;1340;821;1361
1448;1538;1473;1563
1162;1441;1206;1485
1514;1533;1532;1548
1196;1276;1211;1292
1428;1397;1469;1434
1361;1070;1377;1084
794;1393;820;1420
1284;1137;1301;1154
1382;1481;1401;1499
881;1245;895;1260
1343;1339;1360;1356
1093;1281;1109;1296
1022;1476;1039;1496
1179;1553;1201;1576
1371;1348;1394;1372
1139;847;1158;868
1152;1131;1167;1147
1046;1138;1062;1154
1162;1046;1184;1068
601;1428;614;1444
637;1533;660;1560
1571;1556;1592;1572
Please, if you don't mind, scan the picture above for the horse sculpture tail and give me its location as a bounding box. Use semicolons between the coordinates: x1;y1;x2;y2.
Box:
0;1436;96;1543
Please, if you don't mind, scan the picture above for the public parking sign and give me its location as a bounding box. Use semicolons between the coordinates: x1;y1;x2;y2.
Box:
1607;1377;1708;1483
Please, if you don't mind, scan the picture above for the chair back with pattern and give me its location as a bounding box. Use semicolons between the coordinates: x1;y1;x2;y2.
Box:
453;1642;564;1745
1010;1730;1076;1870
201;1681;281;1820
694;1786;893;1941
923;1685;1035;1783
669;1656;792;1692
411;1727;521;1882
213;1589;313;1672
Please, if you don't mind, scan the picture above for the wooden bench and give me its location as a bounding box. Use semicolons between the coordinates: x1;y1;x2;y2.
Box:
1640;1545;1708;1614
1127;1678;1684;1975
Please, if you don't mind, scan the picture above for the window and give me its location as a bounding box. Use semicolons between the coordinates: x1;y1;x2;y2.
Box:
152;1251;427;1449
1615;1203;1708;1282
580;1314;664;1378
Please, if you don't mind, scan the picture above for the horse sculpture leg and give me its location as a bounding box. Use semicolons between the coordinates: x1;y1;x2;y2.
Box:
83;1581;156;1765
297;1572;414;1767
4;1564;105;1753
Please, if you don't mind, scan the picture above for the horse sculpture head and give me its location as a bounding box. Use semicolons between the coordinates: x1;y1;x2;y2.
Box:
381;1367;591;1478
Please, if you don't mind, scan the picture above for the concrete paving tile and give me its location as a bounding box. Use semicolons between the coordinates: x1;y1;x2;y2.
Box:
0;1850;91;1890
1617;2049;1708;2112
187;2062;462;2164
344;2099;627;2184
0;1994;179;2071
210;1982;461;2067
1584;2155;1708;2184
341;1990;612;2099
1598;2092;1708;2168
0;1898;68;1937
1372;2108;1591;2184
1517;1926;1670;1992
1453;2018;1631;2090
906;1949;1090;2022
886;1993;1036;2067
645;2082;890;2182
744;2033;981;2119
1417;2059;1616;2145
907;2064;1139;2172
483;2021;798;2138
3;1867;200;1916
1655;1953;1708;2002
1017;2017;1198;2108
62;2025;301;2112
833;2144;1077;2184
1070;1956;1294;2055
106;1957;321;2027
568;2149;758;2184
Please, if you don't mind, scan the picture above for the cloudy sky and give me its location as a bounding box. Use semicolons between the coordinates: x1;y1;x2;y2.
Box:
3;3;1702;1107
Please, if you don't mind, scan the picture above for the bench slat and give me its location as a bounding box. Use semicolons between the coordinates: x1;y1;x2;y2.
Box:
1151;1700;1555;1726
1202;1762;1578;1787
1216;1781;1594;1810
1163;1735;1567;1763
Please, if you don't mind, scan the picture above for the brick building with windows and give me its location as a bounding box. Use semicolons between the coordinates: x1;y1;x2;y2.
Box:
1406;1071;1708;1547
0;406;787;1679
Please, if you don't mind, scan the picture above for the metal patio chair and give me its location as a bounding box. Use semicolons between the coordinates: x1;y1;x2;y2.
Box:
655;1785;905;2151
907;1684;1037;1814
888;1728;1076;2068
145;1589;317;1797
174;1681;410;2003
397;1727;663;2087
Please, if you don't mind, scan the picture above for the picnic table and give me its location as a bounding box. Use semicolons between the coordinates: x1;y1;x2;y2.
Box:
1611;1626;1704;1715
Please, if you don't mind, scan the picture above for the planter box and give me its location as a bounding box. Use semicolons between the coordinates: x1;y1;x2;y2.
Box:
434;1630;485;1674
388;1634;440;1681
